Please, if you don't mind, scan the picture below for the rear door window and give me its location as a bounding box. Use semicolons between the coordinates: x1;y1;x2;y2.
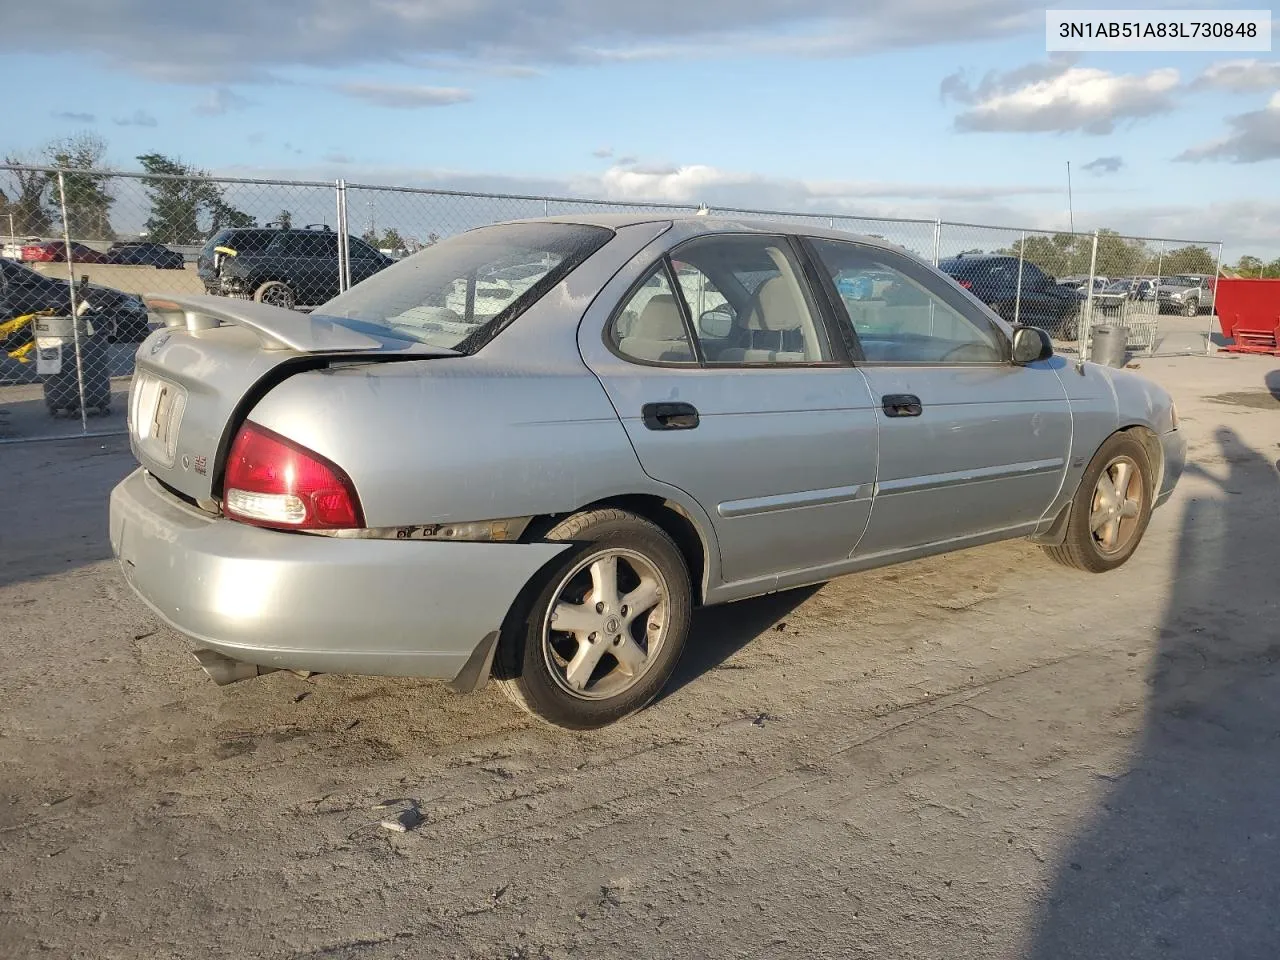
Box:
667;234;832;365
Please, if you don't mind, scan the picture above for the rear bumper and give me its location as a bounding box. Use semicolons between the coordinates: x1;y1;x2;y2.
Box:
1156;428;1186;508
109;468;568;681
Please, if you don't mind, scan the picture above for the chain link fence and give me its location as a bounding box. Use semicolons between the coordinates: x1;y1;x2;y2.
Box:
0;164;1223;442
935;222;1225;362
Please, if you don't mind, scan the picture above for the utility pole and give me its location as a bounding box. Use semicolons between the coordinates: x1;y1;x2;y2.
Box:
1066;161;1075;234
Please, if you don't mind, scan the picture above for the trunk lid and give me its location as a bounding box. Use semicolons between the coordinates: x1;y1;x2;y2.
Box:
130;294;453;504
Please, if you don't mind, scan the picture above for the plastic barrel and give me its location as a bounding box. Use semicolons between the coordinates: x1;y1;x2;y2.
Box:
33;315;113;416
1089;324;1129;368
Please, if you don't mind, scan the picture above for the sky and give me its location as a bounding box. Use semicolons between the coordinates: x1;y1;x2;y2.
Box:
2;0;1278;259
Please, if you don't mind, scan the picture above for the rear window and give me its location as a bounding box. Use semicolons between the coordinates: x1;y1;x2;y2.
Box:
319;223;613;353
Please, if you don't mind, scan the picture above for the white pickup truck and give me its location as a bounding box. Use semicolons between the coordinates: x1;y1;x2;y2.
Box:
1156;274;1216;317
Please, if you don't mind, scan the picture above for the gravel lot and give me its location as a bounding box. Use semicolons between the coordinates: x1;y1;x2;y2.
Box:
1;354;1277;960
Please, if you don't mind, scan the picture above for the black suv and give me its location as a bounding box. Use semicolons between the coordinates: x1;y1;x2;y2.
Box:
197;224;394;309
938;254;1084;340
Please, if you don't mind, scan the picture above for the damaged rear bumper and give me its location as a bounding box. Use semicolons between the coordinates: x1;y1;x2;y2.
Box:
108;468;567;688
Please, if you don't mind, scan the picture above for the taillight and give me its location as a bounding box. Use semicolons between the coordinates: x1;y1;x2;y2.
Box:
958;279;973;289
222;421;364;530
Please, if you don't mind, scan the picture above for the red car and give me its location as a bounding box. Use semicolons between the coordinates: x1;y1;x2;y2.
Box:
21;240;108;264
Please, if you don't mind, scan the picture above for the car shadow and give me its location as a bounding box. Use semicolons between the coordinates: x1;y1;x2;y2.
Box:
1265;368;1280;400
1024;426;1280;959
659;584;821;698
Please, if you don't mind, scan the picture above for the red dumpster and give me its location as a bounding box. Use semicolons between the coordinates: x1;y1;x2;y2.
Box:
1216;278;1280;355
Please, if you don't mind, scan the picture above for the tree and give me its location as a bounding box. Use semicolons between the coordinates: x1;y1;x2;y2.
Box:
998;230;1172;280
275;209;293;229
211;199;256;230
0;160;52;236
1234;255;1264;278
998;233;1091;280
380;227;404;250
137;153;256;243
1160;245;1216;276
46;132;115;240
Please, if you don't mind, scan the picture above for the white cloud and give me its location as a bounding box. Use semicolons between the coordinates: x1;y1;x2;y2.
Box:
337;82;472;108
944;58;1181;134
194;88;253;116
1082;156;1123;175
1195;59;1280;92
113;109;158;127
1;0;1038;83
1178;92;1280;164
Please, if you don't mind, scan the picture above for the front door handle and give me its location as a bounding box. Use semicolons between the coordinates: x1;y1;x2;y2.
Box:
642;401;700;431
881;394;923;418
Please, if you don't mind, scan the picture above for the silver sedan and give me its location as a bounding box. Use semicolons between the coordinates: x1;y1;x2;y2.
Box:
110;215;1185;729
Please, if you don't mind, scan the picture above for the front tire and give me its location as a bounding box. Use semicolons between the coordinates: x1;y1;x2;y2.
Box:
496;509;692;729
1043;432;1154;573
253;280;296;310
1182;299;1198;318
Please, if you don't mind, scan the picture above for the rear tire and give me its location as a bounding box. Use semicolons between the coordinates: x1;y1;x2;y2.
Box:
1043;432;1154;573
496;508;691;730
253;281;296;310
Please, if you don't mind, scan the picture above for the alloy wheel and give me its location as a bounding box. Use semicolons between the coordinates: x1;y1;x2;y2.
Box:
1090;455;1144;555
540;548;669;701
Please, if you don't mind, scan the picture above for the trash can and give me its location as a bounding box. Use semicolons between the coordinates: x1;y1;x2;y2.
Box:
1089;323;1129;368
33;314;112;416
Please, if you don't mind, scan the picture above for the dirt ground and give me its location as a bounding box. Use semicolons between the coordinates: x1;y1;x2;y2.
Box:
1;354;1277;960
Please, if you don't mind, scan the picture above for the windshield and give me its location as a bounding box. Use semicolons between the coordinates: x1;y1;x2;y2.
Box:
1168;275;1200;286
319;222;612;352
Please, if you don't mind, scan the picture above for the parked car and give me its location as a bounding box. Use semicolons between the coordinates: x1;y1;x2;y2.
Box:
1157;274;1216;317
0;257;151;344
105;241;185;269
21;240;108;264
1095;277;1157;314
937;254;1084;339
197;224;394;309
2;236;39;261
1055;275;1110;295
110;216;1185;729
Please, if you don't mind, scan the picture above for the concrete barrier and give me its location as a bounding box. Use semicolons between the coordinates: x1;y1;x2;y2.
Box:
30;263;205;297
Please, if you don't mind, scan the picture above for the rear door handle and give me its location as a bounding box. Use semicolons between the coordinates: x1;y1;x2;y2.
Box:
881;394;923;418
642;401;700;431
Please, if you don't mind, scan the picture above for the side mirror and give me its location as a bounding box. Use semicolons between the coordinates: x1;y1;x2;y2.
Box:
1011;325;1053;365
698;307;733;339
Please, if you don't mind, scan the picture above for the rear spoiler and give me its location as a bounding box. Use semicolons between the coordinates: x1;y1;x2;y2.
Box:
143;294;385;353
